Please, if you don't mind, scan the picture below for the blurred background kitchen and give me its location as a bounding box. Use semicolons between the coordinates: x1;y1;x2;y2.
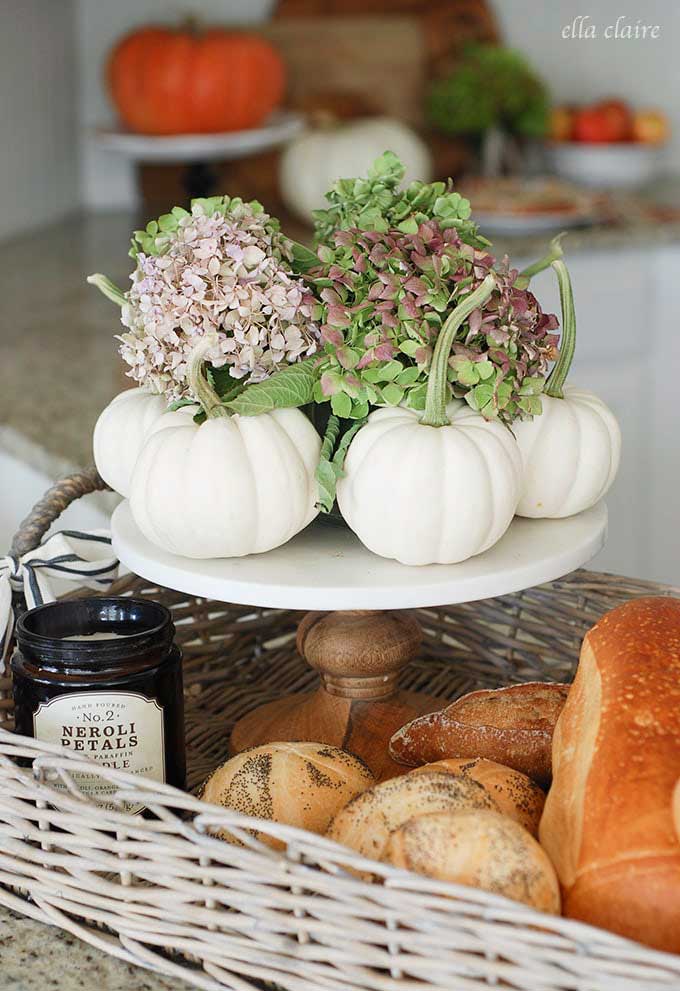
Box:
1;0;678;582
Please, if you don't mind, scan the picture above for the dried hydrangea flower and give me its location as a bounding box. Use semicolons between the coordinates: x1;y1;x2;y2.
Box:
308;220;559;423
92;197;320;403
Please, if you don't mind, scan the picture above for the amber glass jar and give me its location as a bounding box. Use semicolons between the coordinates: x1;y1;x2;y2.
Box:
12;597;185;811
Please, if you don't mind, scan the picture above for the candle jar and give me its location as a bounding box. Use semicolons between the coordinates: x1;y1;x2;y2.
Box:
12;596;185;812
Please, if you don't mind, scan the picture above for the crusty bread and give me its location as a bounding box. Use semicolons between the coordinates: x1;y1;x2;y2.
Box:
200;742;374;848
326;770;496;861
410;757;545;836
673;778;680;844
390;682;569;786
539;597;680;953
386;809;560;913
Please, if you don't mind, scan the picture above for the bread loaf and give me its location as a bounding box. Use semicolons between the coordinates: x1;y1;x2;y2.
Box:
200;742;374;848
410;757;545;836
539;597;680;953
386;809;560;913
390;682;569;786
326;770;496;861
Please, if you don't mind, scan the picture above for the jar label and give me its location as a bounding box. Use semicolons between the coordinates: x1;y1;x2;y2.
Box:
33;691;165;814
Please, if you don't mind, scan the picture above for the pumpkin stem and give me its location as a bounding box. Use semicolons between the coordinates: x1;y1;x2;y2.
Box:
188;335;229;419
87;273;126;308
420;273;497;428
513;233;565;290
545;259;575;400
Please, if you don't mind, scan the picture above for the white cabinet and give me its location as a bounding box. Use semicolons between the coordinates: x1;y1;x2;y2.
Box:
518;246;680;585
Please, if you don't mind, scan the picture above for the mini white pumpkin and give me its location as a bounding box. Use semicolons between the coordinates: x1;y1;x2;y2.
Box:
513;261;621;519
93;388;197;498
130;342;321;559
280;117;432;222
336;275;522;566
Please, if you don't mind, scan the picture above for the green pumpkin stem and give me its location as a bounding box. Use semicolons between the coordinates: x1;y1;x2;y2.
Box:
514;233;565;290
87;273;126;308
545;259;576;400
188;336;229;419
420;273;497;428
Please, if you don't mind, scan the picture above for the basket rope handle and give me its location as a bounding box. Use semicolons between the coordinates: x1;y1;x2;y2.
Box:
10;467;111;558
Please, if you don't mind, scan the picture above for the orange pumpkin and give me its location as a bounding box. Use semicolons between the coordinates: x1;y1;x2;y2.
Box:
107;27;285;135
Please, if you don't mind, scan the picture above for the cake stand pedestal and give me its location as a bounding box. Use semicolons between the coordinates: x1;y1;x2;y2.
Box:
112;502;607;780
93;111;304;206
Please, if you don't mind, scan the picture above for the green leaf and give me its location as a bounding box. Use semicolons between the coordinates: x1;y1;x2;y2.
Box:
476;359;494;380
405;383;428;410
400;339;421;357
361;366;386;384
395;366;421;387
397;216;419;234
331;391;352;418
381;382;405;406
315;415;367;513
225;359;317;417
519;375;546;396
289;239;319;274
158;213;178;233
380;360;404;381
468;382;494;411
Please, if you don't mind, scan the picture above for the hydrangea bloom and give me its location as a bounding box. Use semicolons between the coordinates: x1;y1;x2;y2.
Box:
309;220;559;423
117;198;320;402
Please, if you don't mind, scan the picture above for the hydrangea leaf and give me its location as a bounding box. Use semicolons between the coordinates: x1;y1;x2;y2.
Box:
225;358;318;417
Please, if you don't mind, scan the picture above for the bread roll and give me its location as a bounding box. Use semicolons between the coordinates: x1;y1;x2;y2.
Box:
389;682;569;786
201;742;374;849
386;810;560;913
410;757;545;836
327;771;496;861
540;597;680;953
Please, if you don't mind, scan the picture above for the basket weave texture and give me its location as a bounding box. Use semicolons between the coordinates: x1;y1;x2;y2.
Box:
1;471;680;991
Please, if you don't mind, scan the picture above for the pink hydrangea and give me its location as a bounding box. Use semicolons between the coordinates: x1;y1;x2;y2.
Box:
117;199;320;402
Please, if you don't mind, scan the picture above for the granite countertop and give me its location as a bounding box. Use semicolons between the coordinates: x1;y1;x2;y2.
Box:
0;906;194;991
1;183;679;475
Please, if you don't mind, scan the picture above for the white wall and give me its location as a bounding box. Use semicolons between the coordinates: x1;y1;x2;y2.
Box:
77;0;275;210
0;0;80;240
495;0;680;170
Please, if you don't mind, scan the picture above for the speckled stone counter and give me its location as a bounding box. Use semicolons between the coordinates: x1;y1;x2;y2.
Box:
0;906;194;991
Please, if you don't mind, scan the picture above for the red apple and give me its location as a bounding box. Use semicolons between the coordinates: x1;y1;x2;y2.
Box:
594;99;633;141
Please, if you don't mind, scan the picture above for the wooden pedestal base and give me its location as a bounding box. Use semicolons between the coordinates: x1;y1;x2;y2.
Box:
230;609;437;781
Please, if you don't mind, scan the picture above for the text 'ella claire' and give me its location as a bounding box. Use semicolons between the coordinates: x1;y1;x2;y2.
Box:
562;16;661;40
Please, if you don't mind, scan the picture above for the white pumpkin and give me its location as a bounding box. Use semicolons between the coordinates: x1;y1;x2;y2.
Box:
280;117;432;222
513;388;621;518
513;260;621;519
130;408;321;559
337;402;521;566
93;388;197;498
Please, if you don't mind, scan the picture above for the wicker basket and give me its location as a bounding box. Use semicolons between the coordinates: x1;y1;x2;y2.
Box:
2;471;680;991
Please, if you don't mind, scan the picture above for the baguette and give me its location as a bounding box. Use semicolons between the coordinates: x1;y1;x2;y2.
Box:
539;597;680;953
390;682;569;786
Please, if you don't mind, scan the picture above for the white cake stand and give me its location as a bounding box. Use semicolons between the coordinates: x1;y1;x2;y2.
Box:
112;500;607;779
93;110;304;201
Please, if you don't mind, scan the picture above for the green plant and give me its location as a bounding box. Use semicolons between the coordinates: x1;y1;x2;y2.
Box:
311;151;489;250
427;45;549;139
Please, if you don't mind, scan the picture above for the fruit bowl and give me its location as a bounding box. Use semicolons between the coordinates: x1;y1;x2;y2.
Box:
547;141;660;190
